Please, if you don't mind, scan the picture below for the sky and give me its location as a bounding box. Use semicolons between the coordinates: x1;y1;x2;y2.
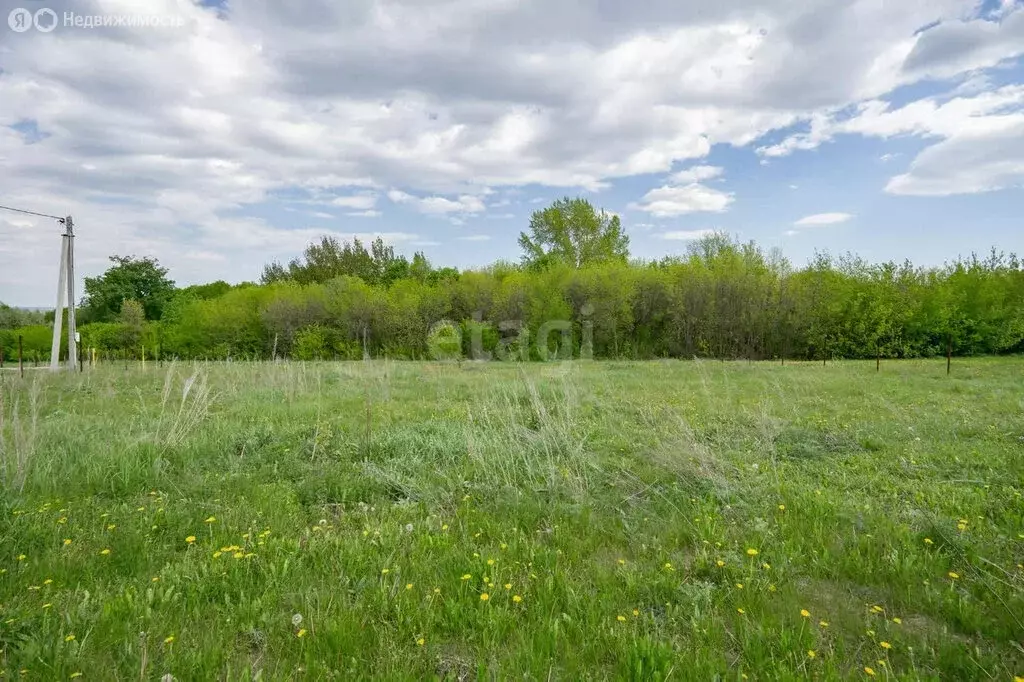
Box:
1;0;1023;307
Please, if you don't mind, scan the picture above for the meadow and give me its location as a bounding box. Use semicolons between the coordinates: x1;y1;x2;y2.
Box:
1;358;1023;680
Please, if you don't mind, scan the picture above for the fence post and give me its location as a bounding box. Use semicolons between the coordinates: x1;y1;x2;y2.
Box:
18;335;24;378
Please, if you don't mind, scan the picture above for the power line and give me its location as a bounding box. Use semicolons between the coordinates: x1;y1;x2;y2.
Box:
0;203;65;222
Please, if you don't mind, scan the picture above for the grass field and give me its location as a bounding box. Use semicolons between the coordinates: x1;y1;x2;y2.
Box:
1;358;1023;680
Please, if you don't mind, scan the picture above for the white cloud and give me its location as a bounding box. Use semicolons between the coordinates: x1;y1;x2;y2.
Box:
2;0;1023;302
631;183;734;217
330;194;379;210
347;210;383;218
669;165;724;184
784;229;799;236
458;234;491;241
794;212;854;226
658;229;717;240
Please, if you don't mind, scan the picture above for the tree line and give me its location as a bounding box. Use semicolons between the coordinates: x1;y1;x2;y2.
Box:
1;198;1022;363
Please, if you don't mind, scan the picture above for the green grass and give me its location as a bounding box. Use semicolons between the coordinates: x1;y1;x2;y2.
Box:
1;358;1023;680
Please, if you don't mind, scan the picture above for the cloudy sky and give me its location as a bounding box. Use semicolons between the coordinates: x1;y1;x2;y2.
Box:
1;0;1023;306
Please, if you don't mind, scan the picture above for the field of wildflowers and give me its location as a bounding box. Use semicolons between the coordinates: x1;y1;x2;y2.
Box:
1;358;1023;679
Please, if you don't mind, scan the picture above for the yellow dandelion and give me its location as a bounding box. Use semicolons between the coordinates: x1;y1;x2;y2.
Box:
664;562;675;571
406;583;414;590
433;587;441;594
100;548;111;555
880;641;892;649
205;516;216;523
512;594;522;603
819;620;829;627
892;617;902;625
65;634;75;642
487;558;495;566
17;554;26;561
762;563;771;570
480;593;489;601
151;577;159;582
416;637;425;646
716;560;725;567
164;635;175;644
807;650;816;659
185;535;196;544
461;574;472;580
632;609;640;617
58;517;67;524
735;583;744;589
106;524;116;531
500;543;508;550
800;609;810;617
778;504;786;511
297;628;307;638
737;608;745;614
871;605;883;613
503;583;512;590
43;579;53;585
381;568;390;575
864;666;876;676
746;548;759;556
441;524;449;531
233;552;244;559
213;551;222;559
616;615;626;622
63;539;72;546
948;571;960;579
924;538;934;545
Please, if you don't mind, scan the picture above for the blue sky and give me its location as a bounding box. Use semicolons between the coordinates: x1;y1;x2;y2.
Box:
1;0;1023;305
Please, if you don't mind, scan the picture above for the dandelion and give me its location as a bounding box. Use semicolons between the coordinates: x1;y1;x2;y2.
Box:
632;609;640;617
512;595;522;603
871;605;884;613
212;551;222;559
892;617;902;625
746;548;759;556
381;568;390;575
43;579;53;585
292;613;303;626
164;635;175;644
864;666;876;676
778;504;786;511
233;552;244;559
433;588;441;594
880;641;892;650
716;560;725;567
296;629;307;638
63;539;72;546
441;524;449;531
948;571;960;580
664;562;675;571
819;621;829;628
205;516;216;523
616;615;626;622
107;524;116;531
735;583;744;589
762;563;771;570
504;583;512;590
480;593;489;601
737;608;745;614
487;559;495;566
461;574;472;581
416;637;425;646
924;538;933;545
65;634;75;642
185;536;196;544
17;554;26;561
807;650;816;659
500;543;507;550
58;517;68;524
406;583;414;590
800;609;810;617
100;548;111;555
152;577;159;582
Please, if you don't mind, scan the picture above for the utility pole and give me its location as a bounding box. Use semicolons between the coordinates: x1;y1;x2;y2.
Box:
49;216;77;371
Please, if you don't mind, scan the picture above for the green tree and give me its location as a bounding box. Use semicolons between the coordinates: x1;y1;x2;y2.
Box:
118;299;145;352
518;197;629;270
82;256;175;322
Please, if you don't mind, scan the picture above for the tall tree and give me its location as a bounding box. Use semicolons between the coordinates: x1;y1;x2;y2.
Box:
82;256;176;322
518;197;630;270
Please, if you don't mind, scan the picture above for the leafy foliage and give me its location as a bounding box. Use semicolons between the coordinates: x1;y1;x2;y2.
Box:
81;256;176;322
518;197;630;270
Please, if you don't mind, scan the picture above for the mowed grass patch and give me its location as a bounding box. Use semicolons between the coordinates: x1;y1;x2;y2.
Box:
0;358;1022;679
